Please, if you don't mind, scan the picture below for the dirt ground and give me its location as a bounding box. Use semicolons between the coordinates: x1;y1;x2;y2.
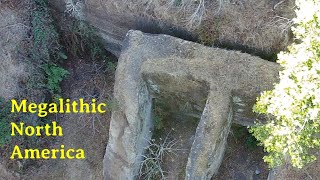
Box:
161;114;199;179
143;96;203;179
22;57;114;180
213;125;269;180
0;2;29;179
272;156;320;180
0;1;114;179
0;1;28;101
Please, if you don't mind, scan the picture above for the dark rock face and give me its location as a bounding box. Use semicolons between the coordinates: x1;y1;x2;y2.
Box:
104;30;279;179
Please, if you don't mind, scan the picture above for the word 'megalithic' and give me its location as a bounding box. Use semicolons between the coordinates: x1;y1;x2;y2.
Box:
11;98;108;117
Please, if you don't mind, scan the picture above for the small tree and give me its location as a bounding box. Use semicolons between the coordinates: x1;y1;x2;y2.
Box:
250;0;320;168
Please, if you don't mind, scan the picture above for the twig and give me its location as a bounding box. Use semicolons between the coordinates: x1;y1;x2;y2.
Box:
139;131;186;179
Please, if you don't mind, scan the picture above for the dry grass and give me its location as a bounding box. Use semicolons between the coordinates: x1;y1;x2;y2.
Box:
0;163;17;180
21;50;114;180
273;154;320;180
65;0;85;19
205;0;296;54
62;59;114;135
0;1;31;178
0;53;26;100
139;131;183;180
75;62;112;135
91;0;295;56
0;4;30;100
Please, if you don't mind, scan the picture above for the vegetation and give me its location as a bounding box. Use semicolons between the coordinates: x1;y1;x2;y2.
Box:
152;98;168;131
31;0;61;63
0;0;115;175
245;134;258;150
250;0;320;168
139;133;179;179
0;0;66;150
43;64;69;95
0;0;69;148
231;125;258;150
0;99;47;148
145;96;202;179
29;0;69;97
0;98;12;146
62;19;117;72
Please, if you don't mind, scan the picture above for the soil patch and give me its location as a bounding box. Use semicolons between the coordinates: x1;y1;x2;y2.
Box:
23;57;114;180
213;125;269;180
143;96;204;179
0;2;29;100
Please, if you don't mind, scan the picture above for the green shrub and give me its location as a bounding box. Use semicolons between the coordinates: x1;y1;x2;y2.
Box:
245;133;258;150
0;98;12;146
43;64;69;95
153;116;164;130
250;0;320;168
29;0;69;96
31;0;64;63
1;0;68;149
152;100;165;140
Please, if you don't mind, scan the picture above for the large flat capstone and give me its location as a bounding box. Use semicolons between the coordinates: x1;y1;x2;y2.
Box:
103;30;279;180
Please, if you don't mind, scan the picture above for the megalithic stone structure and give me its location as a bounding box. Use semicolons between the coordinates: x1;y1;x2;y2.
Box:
103;30;280;180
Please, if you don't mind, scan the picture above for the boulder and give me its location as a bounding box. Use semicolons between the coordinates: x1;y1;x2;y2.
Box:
104;30;279;179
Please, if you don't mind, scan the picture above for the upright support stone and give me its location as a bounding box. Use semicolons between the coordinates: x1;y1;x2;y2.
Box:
185;92;233;179
103;30;279;180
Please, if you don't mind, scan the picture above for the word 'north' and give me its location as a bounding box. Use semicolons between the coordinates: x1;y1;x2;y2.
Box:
11;122;63;137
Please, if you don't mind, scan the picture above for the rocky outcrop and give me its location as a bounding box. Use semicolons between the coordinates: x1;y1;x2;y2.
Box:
50;0;294;58
104;30;280;179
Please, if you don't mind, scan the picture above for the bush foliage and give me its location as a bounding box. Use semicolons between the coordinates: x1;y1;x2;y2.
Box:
30;0;69;96
250;0;320;168
43;64;69;94
0;98;12;146
0;0;68;148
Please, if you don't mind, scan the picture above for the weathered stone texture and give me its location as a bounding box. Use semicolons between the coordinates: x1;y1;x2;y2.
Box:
104;30;279;179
